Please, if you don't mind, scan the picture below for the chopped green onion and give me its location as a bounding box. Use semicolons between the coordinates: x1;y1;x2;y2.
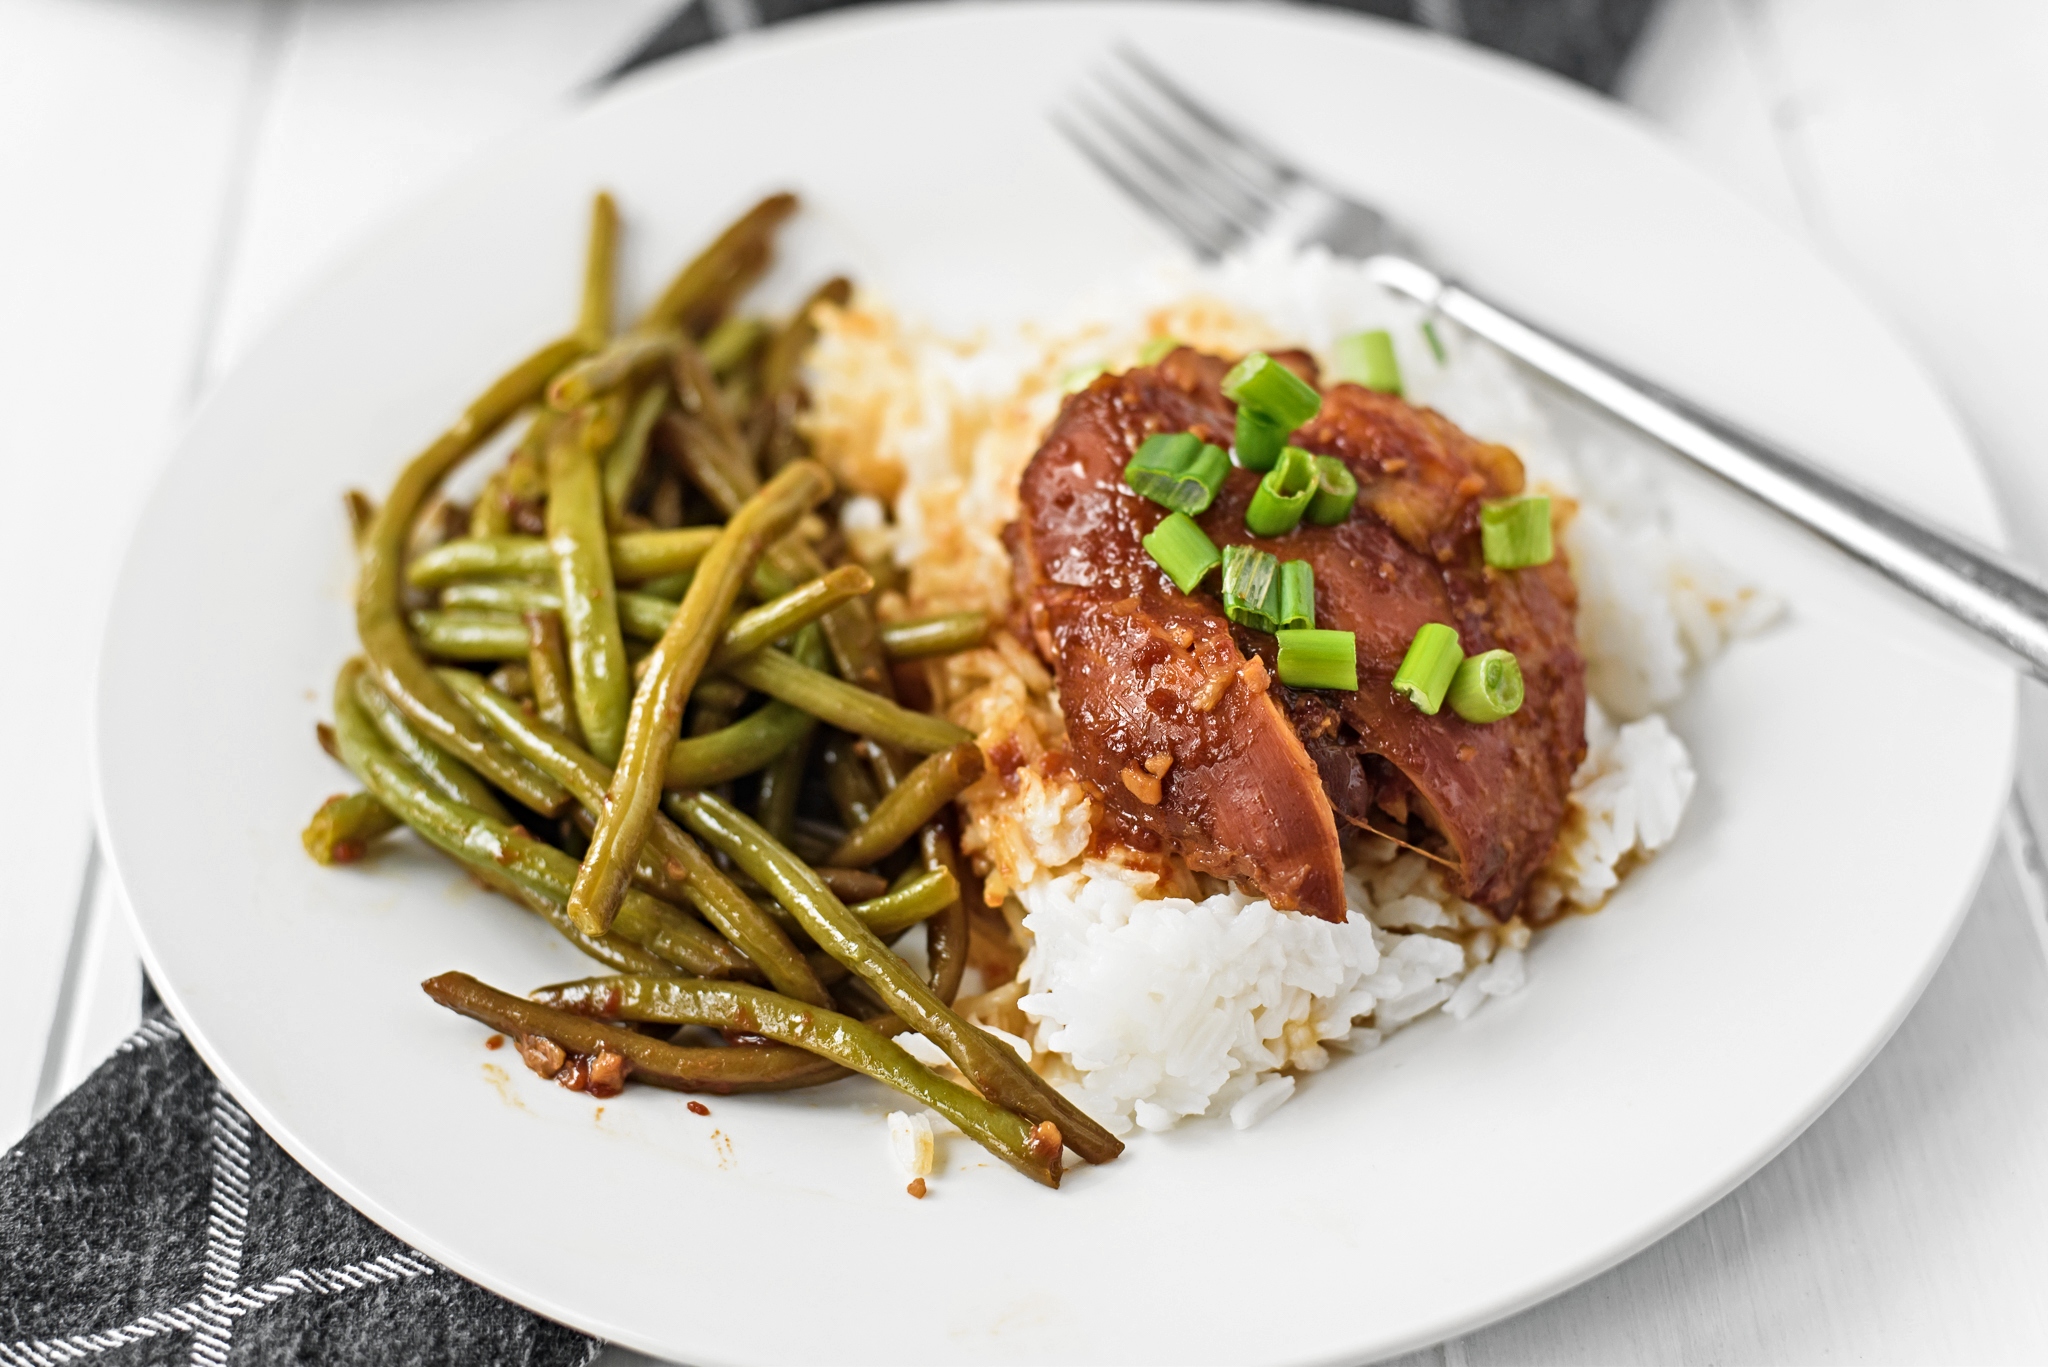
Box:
1276;628;1357;690
1334;329;1403;396
1448;649;1524;723
1138;336;1181;365
1221;351;1322;430
1221;544;1280;633
1245;445;1317;536
1125;432;1229;516
1277;560;1315;631
1233;408;1288;472
1061;361;1109;393
1306;455;1358;526
1390;622;1463;715
1142;511;1223;594
1421;319;1447;364
1480;494;1554;569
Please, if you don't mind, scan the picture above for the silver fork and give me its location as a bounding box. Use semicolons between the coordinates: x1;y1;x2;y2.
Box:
1056;49;2048;683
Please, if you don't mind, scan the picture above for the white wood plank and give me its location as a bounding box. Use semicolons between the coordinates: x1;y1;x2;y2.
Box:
0;0;275;1148
1615;0;1810;235
1736;0;2048;820
1746;0;2048;580
208;0;677;377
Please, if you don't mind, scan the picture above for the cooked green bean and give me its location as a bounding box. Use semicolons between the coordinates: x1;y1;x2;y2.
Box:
344;489;376;546
332;667;680;975
577;190;617;350
300;791;398;865
688;676;751;712
712;564;872;666
350;667;511;821
921;826;969;1004
549;330;679;411
673;334;750;457
828;742;984;867
568;461;833;938
424;971;847;1094
670;791;1123;1166
661;410;757;517
701;315;769;377
408;610;528;661
357;334;578;814
755;278;852;474
823;733;881;829
408;528;721;589
468;417;551;541
411;537;553;585
544;410;631;763
689;692;737;738
487;662;532;699
754;720;813;845
880;611;991;661
664;622;825;787
523;610;582;746
772;537;898;703
724;648;971;754
603;382;668;522
815;866;889;902
532;975;1062;1187
638;570;692;600
448;564;865;651
738;866;929;938
442;582;668;639
671;442;896;714
441;667;830;1008
850;866;960;937
665;702;810;787
636;192;797;337
761;277;852;405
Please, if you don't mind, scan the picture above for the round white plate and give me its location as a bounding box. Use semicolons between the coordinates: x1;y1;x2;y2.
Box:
95;4;2015;1363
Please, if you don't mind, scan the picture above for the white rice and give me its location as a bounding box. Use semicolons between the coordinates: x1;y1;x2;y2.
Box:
804;243;1779;1139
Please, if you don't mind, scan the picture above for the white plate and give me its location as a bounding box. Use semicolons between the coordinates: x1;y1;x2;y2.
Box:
94;4;2015;1363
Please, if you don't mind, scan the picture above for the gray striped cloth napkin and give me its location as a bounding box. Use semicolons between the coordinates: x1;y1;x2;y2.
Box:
1;3;1651;1362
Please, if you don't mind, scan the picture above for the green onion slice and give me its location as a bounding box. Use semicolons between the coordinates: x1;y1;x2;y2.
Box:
1480;494;1553;569
1276;628;1357;691
1233;408;1288;472
1390;622;1463;715
1306;455;1358;526
1277;560;1315;632
1138;336;1181;365
1221;544;1280;633
1335;329;1403;396
1448;649;1524;723
1221;351;1322;430
1245;445;1317;537
1143;511;1223;595
1061;361;1109;393
1125;432;1229;516
1421;319;1447;364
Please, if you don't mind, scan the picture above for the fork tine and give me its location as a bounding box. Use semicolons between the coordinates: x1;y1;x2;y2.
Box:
1091;78;1272;244
1111;46;1301;189
1071;93;1251;254
1053;104;1238;258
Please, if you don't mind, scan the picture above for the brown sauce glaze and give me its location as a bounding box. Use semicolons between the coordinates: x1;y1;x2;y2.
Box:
1008;348;1585;919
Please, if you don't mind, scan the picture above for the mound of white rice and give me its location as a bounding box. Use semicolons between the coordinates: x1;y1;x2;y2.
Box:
804;243;1778;1138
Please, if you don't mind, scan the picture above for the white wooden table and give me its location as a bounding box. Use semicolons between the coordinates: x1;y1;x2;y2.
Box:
5;2;2044;1360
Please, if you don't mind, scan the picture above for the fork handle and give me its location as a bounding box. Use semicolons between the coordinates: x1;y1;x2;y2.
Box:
1367;255;2048;683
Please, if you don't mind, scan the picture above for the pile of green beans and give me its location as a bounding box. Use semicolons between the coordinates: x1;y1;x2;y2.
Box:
304;191;1112;1188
